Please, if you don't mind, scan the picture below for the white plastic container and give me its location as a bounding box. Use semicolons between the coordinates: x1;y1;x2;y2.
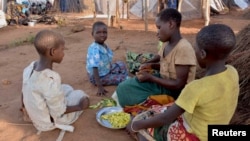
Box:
28;21;35;27
31;20;37;23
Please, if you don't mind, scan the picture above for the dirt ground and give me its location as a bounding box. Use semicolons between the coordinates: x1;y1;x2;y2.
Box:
0;10;249;141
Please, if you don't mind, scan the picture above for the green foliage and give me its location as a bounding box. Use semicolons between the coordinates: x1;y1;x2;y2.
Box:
89;98;117;109
9;35;35;47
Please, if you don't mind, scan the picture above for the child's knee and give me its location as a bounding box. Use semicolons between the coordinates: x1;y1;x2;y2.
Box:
62;84;74;96
66;90;89;106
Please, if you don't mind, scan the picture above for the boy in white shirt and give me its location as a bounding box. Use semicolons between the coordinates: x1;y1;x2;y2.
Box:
21;30;89;131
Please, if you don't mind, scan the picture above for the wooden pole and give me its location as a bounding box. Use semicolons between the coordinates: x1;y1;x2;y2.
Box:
158;0;164;13
178;0;183;12
122;0;124;19
144;0;148;31
92;0;96;21
52;0;60;12
0;0;2;11
107;0;110;26
116;0;120;25
141;0;144;20
204;0;210;26
127;0;129;20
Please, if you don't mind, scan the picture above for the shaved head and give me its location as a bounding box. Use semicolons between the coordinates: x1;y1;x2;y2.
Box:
34;30;65;55
196;24;236;59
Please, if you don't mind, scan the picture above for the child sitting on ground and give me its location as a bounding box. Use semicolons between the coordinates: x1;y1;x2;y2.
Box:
126;24;240;141
21;30;89;132
113;8;197;107
86;21;128;96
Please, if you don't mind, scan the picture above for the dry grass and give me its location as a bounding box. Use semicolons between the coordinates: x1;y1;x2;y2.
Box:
228;24;250;125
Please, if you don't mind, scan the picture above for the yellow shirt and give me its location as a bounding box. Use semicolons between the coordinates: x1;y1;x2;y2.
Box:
158;38;196;83
175;65;239;141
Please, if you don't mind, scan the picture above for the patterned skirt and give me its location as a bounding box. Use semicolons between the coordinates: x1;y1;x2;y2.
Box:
88;61;128;86
147;115;200;141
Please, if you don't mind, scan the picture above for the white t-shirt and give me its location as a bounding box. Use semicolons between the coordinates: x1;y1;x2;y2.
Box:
22;61;88;131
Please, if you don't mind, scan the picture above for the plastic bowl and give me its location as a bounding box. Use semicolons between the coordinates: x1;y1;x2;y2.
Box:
28;21;35;27
31;20;37;23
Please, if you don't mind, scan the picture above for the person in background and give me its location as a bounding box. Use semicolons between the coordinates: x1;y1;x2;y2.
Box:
166;0;179;9
6;0;29;25
159;0;179;12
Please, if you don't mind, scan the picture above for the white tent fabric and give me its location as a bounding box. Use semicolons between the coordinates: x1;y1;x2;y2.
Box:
94;0;203;20
95;0;124;15
179;0;202;20
0;0;6;11
129;0;158;18
128;0;203;20
93;0;249;20
16;0;54;5
0;0;2;11
0;10;7;28
234;0;249;9
211;0;227;12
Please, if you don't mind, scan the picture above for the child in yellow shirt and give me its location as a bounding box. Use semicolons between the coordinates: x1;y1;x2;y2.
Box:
126;24;240;141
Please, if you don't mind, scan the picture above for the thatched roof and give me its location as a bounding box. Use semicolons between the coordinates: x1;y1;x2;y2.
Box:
229;24;250;125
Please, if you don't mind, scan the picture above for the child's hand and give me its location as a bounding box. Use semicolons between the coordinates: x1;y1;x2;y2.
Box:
136;71;152;82
139;63;151;71
97;86;108;96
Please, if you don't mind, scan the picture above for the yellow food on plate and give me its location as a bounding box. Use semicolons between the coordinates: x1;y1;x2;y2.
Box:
101;112;130;128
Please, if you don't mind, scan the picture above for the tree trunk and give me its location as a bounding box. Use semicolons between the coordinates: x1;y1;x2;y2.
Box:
53;0;61;12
